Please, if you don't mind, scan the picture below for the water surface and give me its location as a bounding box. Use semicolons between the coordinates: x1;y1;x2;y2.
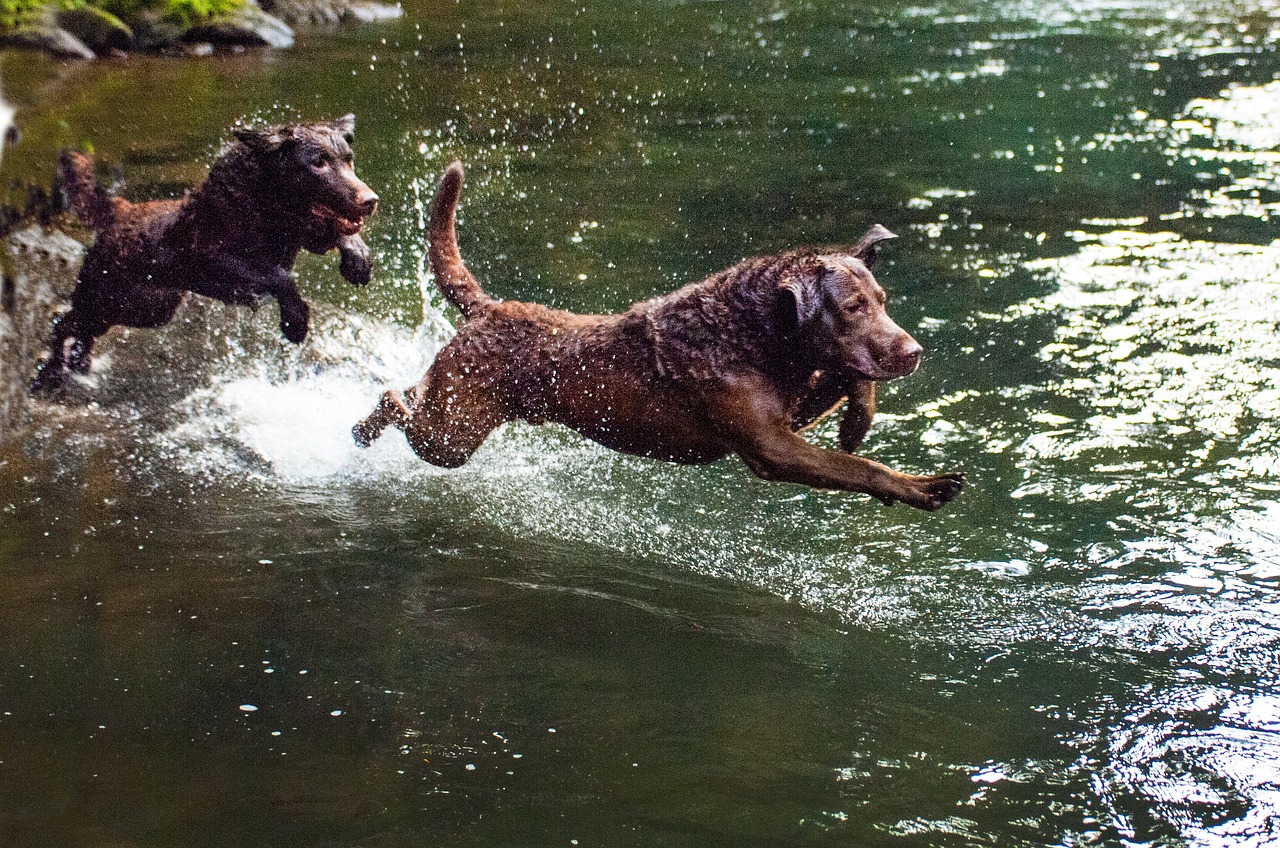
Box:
3;1;1280;845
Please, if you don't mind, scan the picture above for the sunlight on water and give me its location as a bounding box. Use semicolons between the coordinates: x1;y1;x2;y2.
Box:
998;69;1280;838
10;3;1280;844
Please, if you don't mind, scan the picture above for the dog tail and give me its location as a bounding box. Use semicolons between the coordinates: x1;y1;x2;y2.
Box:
57;149;117;231
429;160;493;318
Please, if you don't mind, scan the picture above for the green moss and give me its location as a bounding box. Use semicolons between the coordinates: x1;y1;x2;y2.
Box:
1;0;246;33
98;0;244;28
0;0;48;30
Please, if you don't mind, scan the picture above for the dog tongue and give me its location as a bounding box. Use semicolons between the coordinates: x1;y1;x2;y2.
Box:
311;203;362;236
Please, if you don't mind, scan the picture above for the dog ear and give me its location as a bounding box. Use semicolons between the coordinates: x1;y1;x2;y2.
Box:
233;125;293;153
777;269;824;330
852;224;896;269
331;114;356;143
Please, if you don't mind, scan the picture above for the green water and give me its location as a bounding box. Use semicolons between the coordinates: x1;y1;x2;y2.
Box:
2;1;1280;845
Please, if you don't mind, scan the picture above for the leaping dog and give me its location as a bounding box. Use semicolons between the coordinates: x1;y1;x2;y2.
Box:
353;161;963;511
32;115;378;394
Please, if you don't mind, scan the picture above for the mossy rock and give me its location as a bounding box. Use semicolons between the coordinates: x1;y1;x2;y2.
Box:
0;24;95;57
0;0;46;31
0;0;384;55
183;2;292;47
58;5;134;51
123;6;187;49
259;0;398;27
0;4;95;58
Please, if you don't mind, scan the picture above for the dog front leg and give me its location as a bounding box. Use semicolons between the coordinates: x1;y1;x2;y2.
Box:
838;379;876;452
336;234;372;286
721;385;963;511
740;432;963;511
266;277;310;344
791;373;876;452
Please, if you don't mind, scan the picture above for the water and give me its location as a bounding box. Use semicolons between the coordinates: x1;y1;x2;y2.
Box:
2;1;1280;844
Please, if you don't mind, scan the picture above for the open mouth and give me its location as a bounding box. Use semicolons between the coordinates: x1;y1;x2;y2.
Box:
847;351;919;381
310;202;363;236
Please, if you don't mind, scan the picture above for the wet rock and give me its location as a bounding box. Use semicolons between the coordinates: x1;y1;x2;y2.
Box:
3;0;391;56
126;8;188;52
0;21;96;60
260;0;399;27
346;2;402;23
58;6;134;53
183;4;294;49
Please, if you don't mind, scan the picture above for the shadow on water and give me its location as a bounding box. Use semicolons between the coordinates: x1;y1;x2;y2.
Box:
3;1;1280;846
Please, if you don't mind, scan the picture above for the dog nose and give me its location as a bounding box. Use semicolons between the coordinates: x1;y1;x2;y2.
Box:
358;190;379;216
892;339;923;374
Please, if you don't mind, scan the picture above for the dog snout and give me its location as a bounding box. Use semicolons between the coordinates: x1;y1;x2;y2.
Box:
357;188;378;217
891;337;924;374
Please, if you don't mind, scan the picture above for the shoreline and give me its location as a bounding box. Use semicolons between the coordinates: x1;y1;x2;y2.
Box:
0;0;401;60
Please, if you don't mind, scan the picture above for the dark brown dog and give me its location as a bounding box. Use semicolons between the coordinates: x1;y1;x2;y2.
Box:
31;115;378;394
354;161;964;510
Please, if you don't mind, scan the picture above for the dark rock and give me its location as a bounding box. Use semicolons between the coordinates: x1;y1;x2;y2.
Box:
127;8;188;51
260;0;399;27
0;25;96;60
58;6;135;52
183;4;294;49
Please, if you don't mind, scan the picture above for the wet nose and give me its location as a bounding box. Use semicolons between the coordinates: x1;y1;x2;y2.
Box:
893;337;923;374
357;189;379;216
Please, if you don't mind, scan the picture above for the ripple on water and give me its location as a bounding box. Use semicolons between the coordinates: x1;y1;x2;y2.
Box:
1099;685;1280;845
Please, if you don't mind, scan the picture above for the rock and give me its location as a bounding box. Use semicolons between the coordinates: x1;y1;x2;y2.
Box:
183;4;294;49
345;2;402;23
260;0;344;26
58;6;135;53
0;25;96;60
126;8;188;51
258;0;399;27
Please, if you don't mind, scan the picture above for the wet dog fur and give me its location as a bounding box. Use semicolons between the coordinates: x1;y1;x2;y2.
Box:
31;115;378;394
353;161;964;511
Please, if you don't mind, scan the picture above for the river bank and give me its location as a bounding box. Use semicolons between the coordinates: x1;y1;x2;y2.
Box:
0;0;399;59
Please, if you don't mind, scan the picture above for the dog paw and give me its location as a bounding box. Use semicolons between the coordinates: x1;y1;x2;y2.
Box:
339;238;372;286
279;301;311;344
67;345;92;375
352;419;376;448
28;361;65;397
904;471;966;511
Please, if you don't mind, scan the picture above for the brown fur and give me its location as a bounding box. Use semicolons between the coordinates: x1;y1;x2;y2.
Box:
31;116;378;395
354;161;964;511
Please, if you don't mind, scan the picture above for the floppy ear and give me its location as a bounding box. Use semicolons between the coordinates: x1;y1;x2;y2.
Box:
332;114;356;143
852;224;896;269
777;269;824;331
233;124;293;153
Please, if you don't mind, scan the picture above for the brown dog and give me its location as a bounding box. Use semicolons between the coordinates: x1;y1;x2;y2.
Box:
354;161;964;510
31;115;378;394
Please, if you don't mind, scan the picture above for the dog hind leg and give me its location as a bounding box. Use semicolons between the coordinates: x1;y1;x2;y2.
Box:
354;369;508;469
67;335;96;374
29;310;82;395
352;388;414;447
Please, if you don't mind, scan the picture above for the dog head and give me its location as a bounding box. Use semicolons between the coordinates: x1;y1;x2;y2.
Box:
233;115;378;238
778;225;924;380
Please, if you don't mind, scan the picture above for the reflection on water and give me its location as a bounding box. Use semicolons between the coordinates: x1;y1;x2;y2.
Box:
4;0;1280;845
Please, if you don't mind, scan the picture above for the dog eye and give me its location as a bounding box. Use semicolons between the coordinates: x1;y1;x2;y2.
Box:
309;155;328;170
843;296;869;314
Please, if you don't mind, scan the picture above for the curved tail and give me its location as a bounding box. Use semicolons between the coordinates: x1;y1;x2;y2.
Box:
428;160;492;318
57;149;117;231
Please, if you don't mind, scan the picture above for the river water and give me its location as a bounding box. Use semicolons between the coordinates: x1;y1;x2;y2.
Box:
2;1;1280;845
